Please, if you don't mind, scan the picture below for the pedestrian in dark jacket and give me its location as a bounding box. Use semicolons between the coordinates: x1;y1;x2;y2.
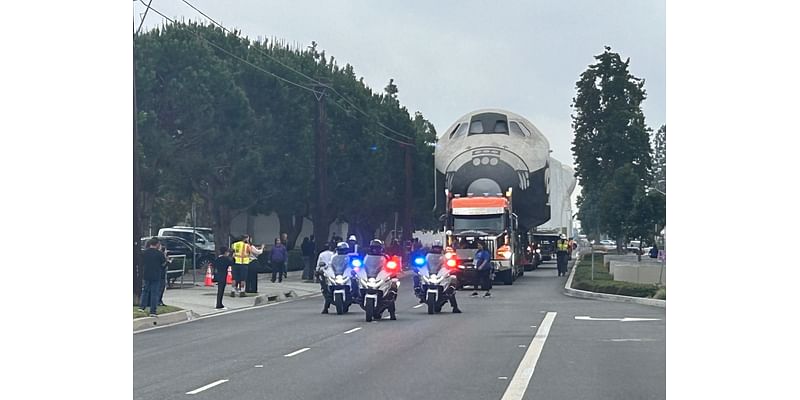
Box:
212;247;235;309
139;238;166;316
301;237;314;281
649;244;659;259
271;238;288;283
471;241;492;298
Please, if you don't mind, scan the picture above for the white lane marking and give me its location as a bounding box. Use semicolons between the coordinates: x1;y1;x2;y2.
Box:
284;347;311;357
255;365;263;368
413;304;424;309
186;379;228;395
134;294;323;334
344;327;362;334
575;316;661;322
498;377;509;380
518;345;527;348
501;312;557;400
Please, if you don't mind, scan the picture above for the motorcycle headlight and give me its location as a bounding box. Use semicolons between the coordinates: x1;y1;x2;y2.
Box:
535;249;541;254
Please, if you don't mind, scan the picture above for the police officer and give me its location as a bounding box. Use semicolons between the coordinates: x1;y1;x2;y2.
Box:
366;239;398;320
472;241;492;298
556;234;570;276
317;242;341;314
347;234;365;257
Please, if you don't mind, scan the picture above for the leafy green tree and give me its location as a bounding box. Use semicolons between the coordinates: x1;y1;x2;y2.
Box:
652;124;666;191
571;47;653;247
135;21;440;253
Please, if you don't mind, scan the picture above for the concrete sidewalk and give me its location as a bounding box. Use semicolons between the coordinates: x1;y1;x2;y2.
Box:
134;269;322;331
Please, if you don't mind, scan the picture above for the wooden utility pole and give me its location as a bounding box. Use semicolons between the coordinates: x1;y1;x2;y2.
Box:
133;33;142;304
403;143;413;243
313;84;329;254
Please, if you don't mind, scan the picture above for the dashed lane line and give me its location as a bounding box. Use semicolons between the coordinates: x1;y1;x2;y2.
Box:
284;347;311;358
186;379;228;395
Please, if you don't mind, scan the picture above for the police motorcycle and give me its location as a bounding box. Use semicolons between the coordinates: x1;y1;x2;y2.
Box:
355;240;400;322
318;242;360;315
412;241;462;314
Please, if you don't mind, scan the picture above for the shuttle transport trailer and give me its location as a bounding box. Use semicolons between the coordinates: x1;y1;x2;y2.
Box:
442;190;528;286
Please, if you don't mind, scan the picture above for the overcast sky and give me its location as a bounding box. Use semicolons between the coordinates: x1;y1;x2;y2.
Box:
134;0;665;217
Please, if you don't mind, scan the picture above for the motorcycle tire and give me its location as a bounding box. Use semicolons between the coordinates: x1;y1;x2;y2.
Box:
365;298;374;322
334;293;344;315
427;294;436;315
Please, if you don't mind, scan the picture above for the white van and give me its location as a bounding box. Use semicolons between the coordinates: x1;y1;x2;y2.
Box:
157;226;216;252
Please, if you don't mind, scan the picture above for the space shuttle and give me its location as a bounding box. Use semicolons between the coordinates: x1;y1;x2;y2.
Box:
434;109;552;230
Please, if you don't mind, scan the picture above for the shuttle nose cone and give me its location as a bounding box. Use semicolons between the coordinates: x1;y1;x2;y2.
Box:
467;178;501;195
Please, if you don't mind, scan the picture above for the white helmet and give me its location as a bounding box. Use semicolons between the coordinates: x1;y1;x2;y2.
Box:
348;235;357;241
559;234;566;239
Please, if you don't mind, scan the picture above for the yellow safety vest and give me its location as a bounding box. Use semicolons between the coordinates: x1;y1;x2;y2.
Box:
232;241;250;264
557;240;569;251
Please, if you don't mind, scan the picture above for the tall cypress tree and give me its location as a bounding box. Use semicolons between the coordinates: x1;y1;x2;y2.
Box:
571;46;653;245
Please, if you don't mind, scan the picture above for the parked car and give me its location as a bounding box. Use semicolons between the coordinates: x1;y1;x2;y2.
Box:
599;239;616;251
626;240;652;255
140;236;215;286
157;227;216;252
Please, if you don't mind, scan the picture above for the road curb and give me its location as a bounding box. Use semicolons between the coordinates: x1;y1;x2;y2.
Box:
133;289;319;332
253;290;298;306
563;253;666;309
133;310;199;331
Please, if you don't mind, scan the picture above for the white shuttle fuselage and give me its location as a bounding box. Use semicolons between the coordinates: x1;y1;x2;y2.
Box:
435;109;552;228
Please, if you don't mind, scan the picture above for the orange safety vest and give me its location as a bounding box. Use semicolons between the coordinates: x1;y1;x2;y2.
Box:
232;241;251;264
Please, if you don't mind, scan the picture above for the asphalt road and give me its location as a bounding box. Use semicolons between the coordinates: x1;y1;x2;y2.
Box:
134;262;665;400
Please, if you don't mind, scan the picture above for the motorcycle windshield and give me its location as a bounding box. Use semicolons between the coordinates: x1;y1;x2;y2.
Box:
425;254;444;274
330;255;350;275
363;255;385;278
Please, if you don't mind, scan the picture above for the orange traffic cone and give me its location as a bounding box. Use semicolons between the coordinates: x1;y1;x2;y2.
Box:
204;266;214;287
226;266;233;284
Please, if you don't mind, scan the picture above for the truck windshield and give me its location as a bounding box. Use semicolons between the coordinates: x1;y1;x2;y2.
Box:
453;214;503;233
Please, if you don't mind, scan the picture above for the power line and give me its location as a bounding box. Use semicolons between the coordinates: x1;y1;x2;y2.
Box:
136;0;154;35
138;1;415;147
329;99;413;147
139;1;323;97
177;0;415;142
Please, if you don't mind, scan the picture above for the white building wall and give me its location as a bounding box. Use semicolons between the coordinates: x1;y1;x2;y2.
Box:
230;212;348;247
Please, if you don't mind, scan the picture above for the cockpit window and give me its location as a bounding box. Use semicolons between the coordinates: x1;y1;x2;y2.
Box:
449;123;461;139
450;123;468;139
467;112;510;136
509;121;527;138
518;122;533;137
469;121;484;134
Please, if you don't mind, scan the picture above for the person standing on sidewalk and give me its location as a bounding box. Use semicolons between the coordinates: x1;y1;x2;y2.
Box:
245;240;265;294
471;241;492;298
271;238;288;283
301;237;314;282
212;247;235;309
139;238;166;317
231;235;254;297
316;242;337;314
556;234;570;276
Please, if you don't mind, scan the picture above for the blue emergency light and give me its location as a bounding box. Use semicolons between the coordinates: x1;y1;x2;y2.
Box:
413;257;426;266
